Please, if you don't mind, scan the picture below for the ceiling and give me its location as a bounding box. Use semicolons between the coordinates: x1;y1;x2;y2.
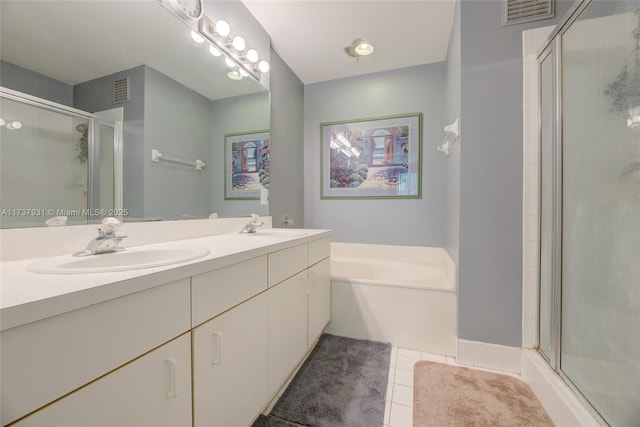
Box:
242;0;456;84
0;1;266;101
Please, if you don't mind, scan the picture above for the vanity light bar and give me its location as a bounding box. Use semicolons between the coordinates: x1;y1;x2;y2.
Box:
198;16;261;81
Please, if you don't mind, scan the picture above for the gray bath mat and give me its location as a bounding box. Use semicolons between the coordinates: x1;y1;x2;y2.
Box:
252;414;304;427
266;333;391;427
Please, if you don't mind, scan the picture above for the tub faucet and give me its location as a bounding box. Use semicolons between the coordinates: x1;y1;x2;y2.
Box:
74;217;127;257
240;214;264;234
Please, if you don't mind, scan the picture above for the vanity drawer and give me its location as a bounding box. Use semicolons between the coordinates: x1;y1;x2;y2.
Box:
308;236;331;266
0;279;190;426
268;244;308;287
191;255;267;326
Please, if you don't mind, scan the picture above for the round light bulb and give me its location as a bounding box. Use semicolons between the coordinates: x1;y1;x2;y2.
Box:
0;118;5;127
215;20;230;37
232;36;246;52
245;49;259;63
258;60;270;73
6;121;22;130
225;57;237;68
239;68;249;77
354;41;374;56
227;70;243;80
209;45;222;57
190;31;205;44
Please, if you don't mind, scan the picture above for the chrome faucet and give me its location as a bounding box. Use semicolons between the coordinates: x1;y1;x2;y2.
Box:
74;217;127;257
282;214;293;228
240;214;264;234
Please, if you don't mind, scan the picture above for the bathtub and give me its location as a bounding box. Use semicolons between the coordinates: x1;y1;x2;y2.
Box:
326;242;457;356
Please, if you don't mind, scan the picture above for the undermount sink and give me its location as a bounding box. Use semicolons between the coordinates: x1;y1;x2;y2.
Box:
27;245;210;274
246;229;307;238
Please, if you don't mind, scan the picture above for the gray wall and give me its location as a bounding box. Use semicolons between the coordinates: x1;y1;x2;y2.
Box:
74;65;146;221
457;0;573;346
444;1;461;266
210;91;270;218
304;63;446;246
144;66;213;220
1;61;73;106
269;49;305;229
75;65;217;222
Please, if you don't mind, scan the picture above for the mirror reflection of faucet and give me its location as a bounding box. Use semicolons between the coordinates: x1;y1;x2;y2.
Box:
74;217;127;257
240;214;264;234
282;214;293;228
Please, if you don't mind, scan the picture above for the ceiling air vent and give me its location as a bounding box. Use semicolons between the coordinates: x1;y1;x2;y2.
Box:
503;0;554;26
112;77;129;104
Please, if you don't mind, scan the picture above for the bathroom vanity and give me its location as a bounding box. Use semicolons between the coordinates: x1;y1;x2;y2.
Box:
0;228;331;426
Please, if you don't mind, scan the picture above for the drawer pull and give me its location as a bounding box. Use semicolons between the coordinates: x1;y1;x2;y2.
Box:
165;357;178;399
212;331;223;365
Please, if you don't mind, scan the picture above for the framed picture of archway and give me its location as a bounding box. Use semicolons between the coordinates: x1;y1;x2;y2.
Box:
320;113;422;199
224;129;270;199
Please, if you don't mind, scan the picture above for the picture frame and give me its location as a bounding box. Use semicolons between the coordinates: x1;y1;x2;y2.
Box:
321;113;422;199
224;129;270;200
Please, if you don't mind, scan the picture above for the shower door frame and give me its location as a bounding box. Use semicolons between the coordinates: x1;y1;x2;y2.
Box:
535;0;621;425
0;87;123;223
537;39;563;371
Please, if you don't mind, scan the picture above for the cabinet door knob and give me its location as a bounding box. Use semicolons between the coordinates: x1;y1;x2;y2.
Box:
165;357;178;399
212;331;223;366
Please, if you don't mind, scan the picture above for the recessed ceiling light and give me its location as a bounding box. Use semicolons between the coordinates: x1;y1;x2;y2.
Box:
227;70;243;80
345;39;374;58
354;40;374;56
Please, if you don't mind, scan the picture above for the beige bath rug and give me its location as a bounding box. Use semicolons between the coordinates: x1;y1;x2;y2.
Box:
413;361;554;427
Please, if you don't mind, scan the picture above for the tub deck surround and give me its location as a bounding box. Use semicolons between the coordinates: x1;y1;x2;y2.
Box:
327;242;457;356
0;225;330;331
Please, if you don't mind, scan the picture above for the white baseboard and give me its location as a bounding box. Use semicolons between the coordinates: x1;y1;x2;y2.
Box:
456;339;521;374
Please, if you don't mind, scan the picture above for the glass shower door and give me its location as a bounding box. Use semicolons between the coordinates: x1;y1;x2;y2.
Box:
0;96;91;227
561;3;640;425
0;89;122;228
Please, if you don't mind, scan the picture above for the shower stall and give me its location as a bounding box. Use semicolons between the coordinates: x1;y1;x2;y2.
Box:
537;0;639;425
0;87;122;228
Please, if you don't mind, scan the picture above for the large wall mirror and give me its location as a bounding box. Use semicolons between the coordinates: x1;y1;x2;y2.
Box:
0;0;270;229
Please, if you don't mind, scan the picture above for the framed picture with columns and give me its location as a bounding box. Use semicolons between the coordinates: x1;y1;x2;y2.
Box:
321;113;422;199
224;129;270;200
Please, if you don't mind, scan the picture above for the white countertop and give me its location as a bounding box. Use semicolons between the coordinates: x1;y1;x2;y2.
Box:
1;229;331;331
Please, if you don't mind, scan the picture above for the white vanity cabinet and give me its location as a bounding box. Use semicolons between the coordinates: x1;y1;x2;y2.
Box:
308;257;331;347
190;255;269;426
268;270;310;395
192;292;269;427
1;231;331;427
267;237;331;395
14;333;193;426
1;278;191;426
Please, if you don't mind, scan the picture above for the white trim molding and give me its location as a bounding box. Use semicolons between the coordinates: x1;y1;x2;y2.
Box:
456;339;521;374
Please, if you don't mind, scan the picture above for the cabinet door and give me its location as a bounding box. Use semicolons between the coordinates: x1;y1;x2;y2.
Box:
268;270;309;396
1;279;190;426
15;334;192;426
308;258;331;347
193;292;269;427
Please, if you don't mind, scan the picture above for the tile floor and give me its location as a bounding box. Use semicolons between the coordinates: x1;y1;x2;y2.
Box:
384;347;460;427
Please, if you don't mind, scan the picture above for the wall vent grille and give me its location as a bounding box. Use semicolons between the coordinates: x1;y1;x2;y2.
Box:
503;0;554;26
112;78;129;104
